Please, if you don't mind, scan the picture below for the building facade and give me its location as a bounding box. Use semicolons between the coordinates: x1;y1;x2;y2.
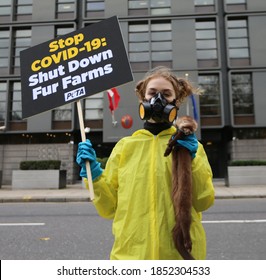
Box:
1;0;266;184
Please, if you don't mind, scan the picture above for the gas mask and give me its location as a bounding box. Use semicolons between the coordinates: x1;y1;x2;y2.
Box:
139;92;178;123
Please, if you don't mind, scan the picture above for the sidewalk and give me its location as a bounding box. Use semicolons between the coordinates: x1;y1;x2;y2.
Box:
0;183;90;203
1;180;266;203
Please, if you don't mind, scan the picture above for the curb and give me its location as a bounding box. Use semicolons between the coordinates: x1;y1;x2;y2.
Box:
0;194;266;203
214;194;266;199
0;197;91;203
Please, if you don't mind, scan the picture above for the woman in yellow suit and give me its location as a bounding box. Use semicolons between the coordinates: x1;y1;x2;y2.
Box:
76;66;215;260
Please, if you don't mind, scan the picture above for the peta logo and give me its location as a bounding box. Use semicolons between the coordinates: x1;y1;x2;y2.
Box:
65;86;86;101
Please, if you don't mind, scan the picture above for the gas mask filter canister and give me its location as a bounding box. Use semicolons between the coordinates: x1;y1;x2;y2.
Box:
139;92;178;123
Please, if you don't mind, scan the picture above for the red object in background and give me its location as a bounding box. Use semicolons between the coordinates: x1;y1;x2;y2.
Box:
107;88;120;112
121;115;133;129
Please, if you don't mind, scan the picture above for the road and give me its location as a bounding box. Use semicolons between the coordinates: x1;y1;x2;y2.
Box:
0;202;113;260
0;198;265;260
204;198;266;260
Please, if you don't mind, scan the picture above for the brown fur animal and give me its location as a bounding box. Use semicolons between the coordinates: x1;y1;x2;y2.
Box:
164;116;198;260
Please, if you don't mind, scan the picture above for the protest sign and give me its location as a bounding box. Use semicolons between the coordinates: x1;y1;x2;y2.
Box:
20;16;133;200
20;16;133;119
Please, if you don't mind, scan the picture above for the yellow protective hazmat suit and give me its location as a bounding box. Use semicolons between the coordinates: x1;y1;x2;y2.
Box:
93;126;215;260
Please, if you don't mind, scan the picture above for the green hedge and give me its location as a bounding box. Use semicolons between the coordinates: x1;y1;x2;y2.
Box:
20;160;61;170
229;160;266;166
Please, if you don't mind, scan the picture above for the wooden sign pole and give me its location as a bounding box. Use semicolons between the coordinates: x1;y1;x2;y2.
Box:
76;100;95;200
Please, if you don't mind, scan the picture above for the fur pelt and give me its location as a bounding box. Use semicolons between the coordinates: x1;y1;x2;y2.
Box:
164;116;198;260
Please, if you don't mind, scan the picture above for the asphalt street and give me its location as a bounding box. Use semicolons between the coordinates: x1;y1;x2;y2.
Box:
0;198;265;260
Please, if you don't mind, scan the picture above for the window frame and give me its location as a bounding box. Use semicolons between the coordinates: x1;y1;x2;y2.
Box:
83;0;105;18
128;20;173;70
14;0;33;21
55;0;76;20
195;18;219;68
229;71;255;126
198;72;223;127
226;16;250;67
0;81;7;123
128;0;171;16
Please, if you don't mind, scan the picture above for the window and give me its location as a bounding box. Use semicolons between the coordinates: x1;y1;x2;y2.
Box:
225;0;246;12
231;73;254;125
85;0;105;18
0;29;10;75
7;81;27;130
129;21;172;70
52;104;72;121
85;92;103;120
151;0;171;15
15;0;33;20
56;26;75;37
129;0;148;15
151;22;172;64
12;28;32;74
226;0;246;3
10;82;22;121
0;82;7;123
52;102;72;129
56;0;75;19
198;74;221;126
194;0;215;13
129;0;171;16
129;22;149;69
227;18;250;66
0;0;11;22
196;20;218;68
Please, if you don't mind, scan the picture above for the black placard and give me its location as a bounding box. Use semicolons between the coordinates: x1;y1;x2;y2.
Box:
20;16;133;119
